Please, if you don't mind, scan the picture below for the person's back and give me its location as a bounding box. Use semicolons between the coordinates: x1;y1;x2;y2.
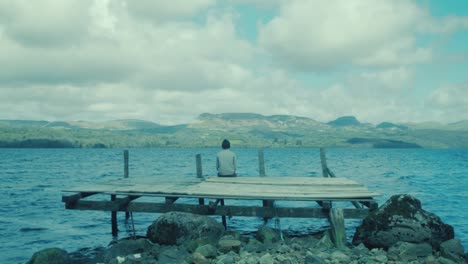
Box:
216;139;236;177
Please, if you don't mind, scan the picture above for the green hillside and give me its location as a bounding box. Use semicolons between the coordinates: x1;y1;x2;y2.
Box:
0;113;467;148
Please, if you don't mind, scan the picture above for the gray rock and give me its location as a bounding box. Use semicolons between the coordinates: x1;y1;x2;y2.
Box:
195;244;218;258
104;238;155;262
244;238;270;253
351;243;369;257
111;253;158;264
277;244;291;253
315;231;334;251
330;250;351;263
259;253;274;264
158;245;190;264
147;212;225;245
27;248;70;264
440;239;466;263
218;239;242;253
256;226;281;244
353;194;454;250
304;252;326;264
438;256;459;264
425;255;437;264
387;242;432;262
275;254;293;264
372;254;388;263
238;252;259;264
215;251;239;264
192;252;209;264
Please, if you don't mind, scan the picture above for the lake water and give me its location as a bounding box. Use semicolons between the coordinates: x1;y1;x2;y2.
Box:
0;148;467;263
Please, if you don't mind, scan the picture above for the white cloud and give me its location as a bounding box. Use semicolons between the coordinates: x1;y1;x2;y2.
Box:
122;0;217;21
421;15;468;34
426;83;468;121
347;67;414;95
0;0;467;125
228;0;281;9
258;0;433;70
0;0;93;47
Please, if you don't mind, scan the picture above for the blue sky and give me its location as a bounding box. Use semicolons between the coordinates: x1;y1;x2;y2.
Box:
0;0;467;125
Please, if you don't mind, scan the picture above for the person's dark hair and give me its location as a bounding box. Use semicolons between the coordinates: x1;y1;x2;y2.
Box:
222;139;230;149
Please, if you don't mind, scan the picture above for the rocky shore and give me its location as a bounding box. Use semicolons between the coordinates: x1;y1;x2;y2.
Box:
28;195;468;264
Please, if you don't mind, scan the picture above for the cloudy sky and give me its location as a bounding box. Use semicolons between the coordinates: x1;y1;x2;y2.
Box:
1;0;467;125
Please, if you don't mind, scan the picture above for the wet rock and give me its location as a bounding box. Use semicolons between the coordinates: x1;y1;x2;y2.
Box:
259;253;273;264
27;248;70;264
351;243;369;258
440;239;467;263
437;256;459;264
218;239;242;254
146;212;224;246
330;250;351;263
108;253;158;264
304;252;326;264
353;194;454;250
195;244;217;258
104;238;155;263
215;251;239;264
158;245;190;264
425;255;437;264
387;241;432;262
315;231;334;251
192;252;209;264
238;252;259;264
256;226;281;244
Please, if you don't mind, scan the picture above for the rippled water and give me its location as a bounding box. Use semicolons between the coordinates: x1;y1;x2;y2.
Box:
0;148;467;263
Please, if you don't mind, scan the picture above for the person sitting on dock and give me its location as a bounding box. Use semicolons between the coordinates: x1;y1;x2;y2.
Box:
216;139;237;177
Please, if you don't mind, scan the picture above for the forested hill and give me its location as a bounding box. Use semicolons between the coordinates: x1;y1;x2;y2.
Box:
0;114;467;148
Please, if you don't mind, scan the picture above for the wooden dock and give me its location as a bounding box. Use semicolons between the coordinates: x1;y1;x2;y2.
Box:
61;149;380;247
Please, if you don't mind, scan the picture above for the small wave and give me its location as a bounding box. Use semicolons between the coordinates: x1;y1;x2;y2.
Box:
35;184;53;188
20;227;48;232
398;175;416;180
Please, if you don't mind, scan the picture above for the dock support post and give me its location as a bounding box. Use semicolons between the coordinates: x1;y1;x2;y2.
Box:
111;194;118;237
318;148;333;209
259;148;273;223
329;208;346;248
196;154;204;205
258;148;265;177
124;150;130;220
124;150;129;178
320;148;329;177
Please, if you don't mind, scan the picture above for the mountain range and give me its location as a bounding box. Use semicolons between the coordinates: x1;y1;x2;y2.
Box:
1;113;467;148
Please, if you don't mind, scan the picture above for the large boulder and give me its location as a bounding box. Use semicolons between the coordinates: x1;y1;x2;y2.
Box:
353;194;454;250
27;248;70;264
147;212;225;246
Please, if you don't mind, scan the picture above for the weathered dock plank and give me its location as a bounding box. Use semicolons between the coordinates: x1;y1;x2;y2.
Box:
62;176;380;201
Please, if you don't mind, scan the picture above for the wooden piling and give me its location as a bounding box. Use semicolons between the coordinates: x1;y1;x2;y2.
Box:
124;150;130;219
111;194;118;236
196;154;204;205
329;208;346;248
320;148;329;177
124;150;129;178
196;154;203;178
258;148;265;177
259;148;274;223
